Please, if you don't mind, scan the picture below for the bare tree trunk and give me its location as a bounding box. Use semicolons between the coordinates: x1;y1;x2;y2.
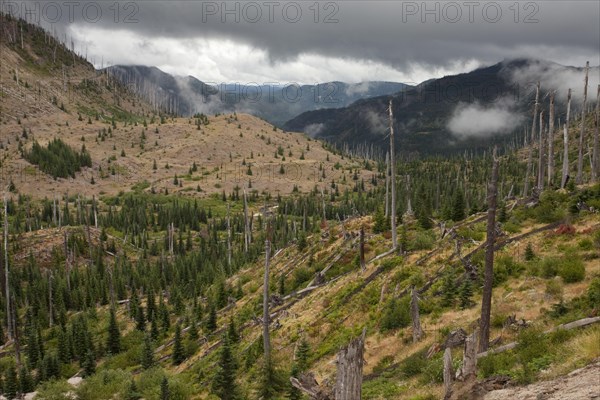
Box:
53;196;57;226
93;195;98;228
226;203;232;266
576;62;589;184
359;226;366;271
384;152;390;218
320;187;327;224
410;286;423;343
443;347;453;400
3;195;12;340
461;329;479;379
48;271;53;327
64;231;70;291
548;91;556;186
243;190;251;252
593;85;600;183
335;329;366;400
263;239;272;366
561;89;573;188
524;82;540;197
479;147;499;352
537;110;545;191
388;100;397;250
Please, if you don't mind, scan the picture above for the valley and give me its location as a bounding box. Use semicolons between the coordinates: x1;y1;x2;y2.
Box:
0;8;599;400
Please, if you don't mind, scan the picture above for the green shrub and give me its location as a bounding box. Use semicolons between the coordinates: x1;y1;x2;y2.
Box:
545;279;563;298
419;353;459;384
76;369;130;400
540;257;560;278
558;257;585;283
491;313;507;329
514;327;551;384
399;351;427;378
362;377;404;399
478;351;516;378
408;231;435;251
496;255;525;278
381;256;404;272
587;276;600;308
578;238;594;251
380;296;411;332
534;191;567;223
372;355;395;375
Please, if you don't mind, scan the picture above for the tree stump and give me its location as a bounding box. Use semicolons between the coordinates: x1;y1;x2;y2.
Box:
335;329;366;400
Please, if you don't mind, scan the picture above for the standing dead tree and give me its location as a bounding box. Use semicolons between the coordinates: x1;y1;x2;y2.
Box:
443;347;453;399
561;89;573;188
388;100;397;250
537;110;546;191
479;147;499;352
243;190;251;252
593;85;600;182
524;82;540;197
359;226;366;272
548;91;556;186
457;329;479;380
384;152;390;218
3;195;12;340
263;238;272;367
411;286;423;343
335;328;367;400
226;203;232;266
576;61;590;184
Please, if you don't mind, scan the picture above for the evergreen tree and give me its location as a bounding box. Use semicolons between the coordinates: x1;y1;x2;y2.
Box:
159;298;170;332
19;366;34;394
147;291;156;322
451;190;466;221
498;202;507;223
57;327;72;363
459;279;474;309
227;317;239;344
136;305;146;331
172;323;185;365
141;333;154;369
151;317;160;341
188;320;199;341
212;336;238;400
4;365;18;400
160;376;170;400
288;338;310;400
83;349;96;377
126;379;142;400
295;339;310;372
524;243;536;261
205;305;217;333
107;308;121;355
417;205;433;229
373;208;389;233
441;273;457;307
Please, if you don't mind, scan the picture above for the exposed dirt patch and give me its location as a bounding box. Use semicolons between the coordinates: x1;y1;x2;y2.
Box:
483;360;600;400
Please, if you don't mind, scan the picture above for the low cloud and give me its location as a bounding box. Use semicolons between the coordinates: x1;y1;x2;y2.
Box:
363;110;387;135
304;123;325;137
507;60;600;104
447;99;524;139
345;82;371;97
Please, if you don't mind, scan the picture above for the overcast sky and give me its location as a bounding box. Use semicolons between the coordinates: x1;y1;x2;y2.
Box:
7;0;600;84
